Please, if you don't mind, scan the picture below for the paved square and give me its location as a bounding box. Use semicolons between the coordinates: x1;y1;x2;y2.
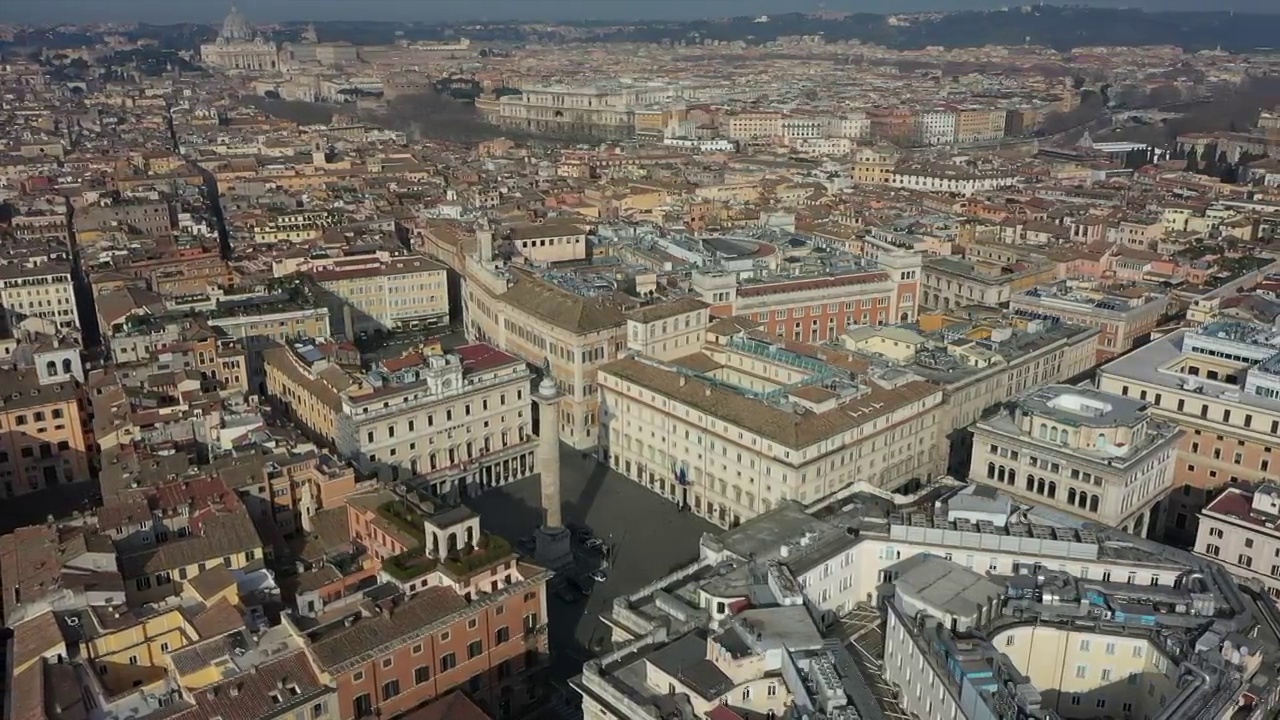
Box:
464;447;719;681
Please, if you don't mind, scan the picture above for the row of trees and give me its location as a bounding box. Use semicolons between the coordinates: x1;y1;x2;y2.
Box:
1170;142;1269;184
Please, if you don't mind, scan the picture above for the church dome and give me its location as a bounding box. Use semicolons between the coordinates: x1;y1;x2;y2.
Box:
220;5;254;42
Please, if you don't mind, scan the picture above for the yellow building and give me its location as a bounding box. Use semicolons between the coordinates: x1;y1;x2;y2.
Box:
506;221;589;264
0;367;92;499
852;145;901;185
599;319;945;527
309;255;450;338
841;325;928;363
955;108;1008;144
625;297;709;361
467;264;630;450
116;509;264;605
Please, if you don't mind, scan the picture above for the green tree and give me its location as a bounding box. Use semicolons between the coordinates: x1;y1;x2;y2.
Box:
1185;151;1200;174
1201;144;1219;177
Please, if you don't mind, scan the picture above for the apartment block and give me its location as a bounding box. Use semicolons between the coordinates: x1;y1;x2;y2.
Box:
722;111;784;141
599;320;944;528
213;449;361;538
968;385;1180;535
851;145;902;185
102;478;265;605
309;254;449;339
265;340;536;496
918;109;958;146
0;260;81;333
0;367;91;499
1195;485;1280;603
504;221;589;264
1010;284;1168;362
206;289;333;393
921;255;1057;310
111;320;250;398
692;251;922;340
75;198;174;238
0;511;337;720
888;163;1018;195
313;575;548;720
881;313;1097;480
955;108;1008;144
1097;322;1280;545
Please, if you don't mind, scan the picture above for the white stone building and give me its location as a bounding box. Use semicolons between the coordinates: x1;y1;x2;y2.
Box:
200;6;280;72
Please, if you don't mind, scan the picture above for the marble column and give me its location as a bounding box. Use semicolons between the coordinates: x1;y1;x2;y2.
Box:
533;375;571;568
536;376;563;528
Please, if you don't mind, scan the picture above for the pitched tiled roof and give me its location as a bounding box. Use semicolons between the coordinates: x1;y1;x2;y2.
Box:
501;272;629;335
9;611;64;720
311;586;467;672
400;692;493;720
168;650;330;720
119;510;261;579
626;296;709;324
599;355;939;449
189;599;245;639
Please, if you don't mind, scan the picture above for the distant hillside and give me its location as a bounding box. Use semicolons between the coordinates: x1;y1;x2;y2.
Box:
563;7;1280;53
295;7;1280;54
7;6;1280;55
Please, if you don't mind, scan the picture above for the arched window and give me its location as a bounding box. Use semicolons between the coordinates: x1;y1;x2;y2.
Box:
46;360;57;376
1078;491;1089;509
1089;495;1100;513
1038;424;1049;440
1047;481;1057;499
988;462;997;480
1036;478;1046;495
1025;475;1035;492
1097;433;1108;448
1068;488;1077;505
1060;430;1070;445
1049;427;1060;442
997;466;1007;483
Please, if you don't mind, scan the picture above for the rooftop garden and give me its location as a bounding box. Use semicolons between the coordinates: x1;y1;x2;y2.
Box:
384;548;435;581
376;500;426;546
381;533;514;583
444;534;513;577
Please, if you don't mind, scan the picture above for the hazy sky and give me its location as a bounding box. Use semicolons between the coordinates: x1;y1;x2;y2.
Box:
5;0;1279;25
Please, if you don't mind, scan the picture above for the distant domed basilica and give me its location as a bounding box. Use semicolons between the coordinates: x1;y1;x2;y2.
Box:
200;5;279;72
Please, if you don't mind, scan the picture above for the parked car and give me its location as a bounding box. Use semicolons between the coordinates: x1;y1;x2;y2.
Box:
590;569;608;583
584;537;605;550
